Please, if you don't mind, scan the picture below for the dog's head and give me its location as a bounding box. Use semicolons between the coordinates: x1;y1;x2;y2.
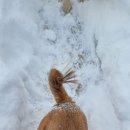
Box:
49;68;64;86
48;68;77;87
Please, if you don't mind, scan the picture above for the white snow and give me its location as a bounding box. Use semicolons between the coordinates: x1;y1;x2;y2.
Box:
43;29;56;42
0;0;130;130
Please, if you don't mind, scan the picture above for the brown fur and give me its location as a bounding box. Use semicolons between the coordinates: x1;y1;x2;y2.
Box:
38;68;88;130
63;0;72;14
62;0;85;14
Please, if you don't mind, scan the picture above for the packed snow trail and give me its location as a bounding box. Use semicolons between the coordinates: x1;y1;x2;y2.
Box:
76;1;130;130
0;0;130;130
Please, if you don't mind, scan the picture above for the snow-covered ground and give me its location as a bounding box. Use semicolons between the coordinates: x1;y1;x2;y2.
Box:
0;0;130;130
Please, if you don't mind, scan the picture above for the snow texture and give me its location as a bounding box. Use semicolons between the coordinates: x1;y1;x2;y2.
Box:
0;0;130;130
53;102;80;113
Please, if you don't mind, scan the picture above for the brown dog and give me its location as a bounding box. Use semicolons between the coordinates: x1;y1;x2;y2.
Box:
62;0;84;14
38;68;88;130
